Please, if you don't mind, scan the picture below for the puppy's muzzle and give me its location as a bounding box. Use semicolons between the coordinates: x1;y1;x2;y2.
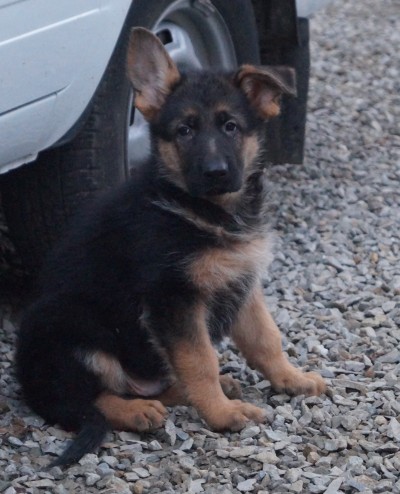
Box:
203;160;229;179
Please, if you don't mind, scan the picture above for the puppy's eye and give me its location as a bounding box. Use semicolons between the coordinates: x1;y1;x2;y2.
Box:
177;125;192;137
224;121;237;134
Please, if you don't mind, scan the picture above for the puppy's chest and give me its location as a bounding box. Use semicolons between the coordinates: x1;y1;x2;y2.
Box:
187;236;271;296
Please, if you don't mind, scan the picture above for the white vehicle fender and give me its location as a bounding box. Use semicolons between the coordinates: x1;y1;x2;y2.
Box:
0;0;132;172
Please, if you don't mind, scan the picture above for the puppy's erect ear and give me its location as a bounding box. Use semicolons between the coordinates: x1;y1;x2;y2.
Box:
234;65;297;120
127;27;181;121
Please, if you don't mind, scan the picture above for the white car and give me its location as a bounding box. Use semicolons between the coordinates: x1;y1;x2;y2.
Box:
0;0;330;270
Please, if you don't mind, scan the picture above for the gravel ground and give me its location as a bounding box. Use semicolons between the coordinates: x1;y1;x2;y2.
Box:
1;1;400;492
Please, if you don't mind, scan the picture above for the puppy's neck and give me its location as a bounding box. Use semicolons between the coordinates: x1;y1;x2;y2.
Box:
152;166;269;242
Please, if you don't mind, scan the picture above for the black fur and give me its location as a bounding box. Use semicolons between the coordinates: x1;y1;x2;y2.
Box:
17;65;272;466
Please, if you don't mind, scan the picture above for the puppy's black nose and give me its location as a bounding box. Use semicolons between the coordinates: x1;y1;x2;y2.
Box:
203;161;228;178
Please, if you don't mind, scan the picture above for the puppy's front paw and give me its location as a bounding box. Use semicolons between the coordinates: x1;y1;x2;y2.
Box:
205;400;266;432
269;366;326;396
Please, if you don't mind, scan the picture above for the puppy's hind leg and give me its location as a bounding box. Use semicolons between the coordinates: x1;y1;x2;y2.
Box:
17;298;113;466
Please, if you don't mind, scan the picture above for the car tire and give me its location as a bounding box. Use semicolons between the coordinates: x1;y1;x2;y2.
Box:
262;17;310;165
1;0;259;273
251;0;310;164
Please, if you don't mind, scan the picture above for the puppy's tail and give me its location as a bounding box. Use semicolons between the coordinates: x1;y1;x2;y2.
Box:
49;407;110;468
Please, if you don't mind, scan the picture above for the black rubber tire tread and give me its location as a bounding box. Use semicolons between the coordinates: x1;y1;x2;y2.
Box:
211;0;260;65
263;18;310;164
1;18;131;272
251;0;310;164
0;0;259;273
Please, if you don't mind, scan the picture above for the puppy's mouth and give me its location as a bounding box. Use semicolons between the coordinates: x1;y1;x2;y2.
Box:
205;184;239;196
187;181;242;198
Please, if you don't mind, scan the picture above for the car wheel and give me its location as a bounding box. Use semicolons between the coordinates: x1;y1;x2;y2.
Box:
1;0;259;273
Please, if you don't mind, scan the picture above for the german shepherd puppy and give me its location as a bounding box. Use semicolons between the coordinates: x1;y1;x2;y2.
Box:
16;28;325;466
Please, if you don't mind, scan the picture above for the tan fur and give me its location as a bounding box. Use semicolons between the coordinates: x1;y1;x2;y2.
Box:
157;139;187;190
182;107;198;118
188;237;272;295
80;350;128;394
168;303;225;406
168;304;265;430
153;374;242;407
213;103;247;129
95;393;167;431
240;76;281;119
242;134;262;170
208;190;243;210
151;382;188;407
79;350;169;397
127;28;180;121
231;285;326;396
166;108;198;130
214;102;233;114
235;64;296;120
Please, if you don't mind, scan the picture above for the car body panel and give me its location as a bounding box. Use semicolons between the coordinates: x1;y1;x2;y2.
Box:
0;0;131;173
0;93;57;170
